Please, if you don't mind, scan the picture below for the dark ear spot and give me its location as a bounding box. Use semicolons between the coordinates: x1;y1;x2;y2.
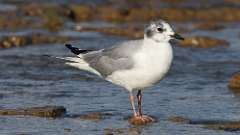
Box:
146;29;153;37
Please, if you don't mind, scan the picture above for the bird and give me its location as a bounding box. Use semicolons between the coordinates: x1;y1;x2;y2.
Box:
61;20;184;125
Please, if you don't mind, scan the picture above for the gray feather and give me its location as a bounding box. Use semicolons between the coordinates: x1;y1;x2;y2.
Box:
83;40;142;77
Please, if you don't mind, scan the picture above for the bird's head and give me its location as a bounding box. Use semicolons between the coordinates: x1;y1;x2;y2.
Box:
144;20;184;42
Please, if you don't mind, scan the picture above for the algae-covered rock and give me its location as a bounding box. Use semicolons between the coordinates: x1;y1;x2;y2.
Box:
76;112;113;122
224;0;240;4
168;116;240;132
20;3;64;31
0;34;72;49
67;5;94;21
193;22;225;31
104;128;125;135
0;36;30;48
228;73;240;92
168;116;190;124
77;26;143;38
73;6;240;22
42;11;64;31
180;36;229;48
31;33;71;44
0;106;66;118
205;121;240;131
0;16;33;30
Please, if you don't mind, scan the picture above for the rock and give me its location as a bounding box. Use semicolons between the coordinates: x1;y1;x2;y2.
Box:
79;112;103;121
224;0;240;4
0;106;66;118
64;128;72;132
0;16;33;30
77;26;143;38
192;120;240;132
205;121;240;131
97;7;130;22
31;33;71;44
179;36;229;48
20;3;61;17
161;0;188;3
67;5;94;21
78;6;240;22
0;36;30;48
156;7;240;22
168;116;240;132
104;128;125;135
193;22;225;31
228;73;240;92
129;115;155;125
168;116;190;124
41;11;64;31
2;3;240;32
20;3;64;31
0;34;72;49
127;7;240;22
0;4;64;31
75;112;113;122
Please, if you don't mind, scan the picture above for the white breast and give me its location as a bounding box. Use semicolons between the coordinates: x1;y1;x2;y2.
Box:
107;40;173;91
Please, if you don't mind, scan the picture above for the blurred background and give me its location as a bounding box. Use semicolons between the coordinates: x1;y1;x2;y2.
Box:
1;0;240;135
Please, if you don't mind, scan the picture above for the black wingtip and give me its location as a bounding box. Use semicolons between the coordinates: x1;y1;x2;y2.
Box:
65;44;72;49
65;44;81;55
65;44;92;55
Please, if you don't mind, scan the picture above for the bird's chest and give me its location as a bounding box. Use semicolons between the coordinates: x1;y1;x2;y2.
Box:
133;44;173;84
106;43;173;90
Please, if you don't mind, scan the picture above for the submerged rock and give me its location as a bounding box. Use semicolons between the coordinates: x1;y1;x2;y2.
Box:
0;106;66;118
180;36;229;48
104;128;126;135
73;112;113;122
168;116;190;124
228;73;240;92
79;112;103;121
169;116;240;132
205;121;240;131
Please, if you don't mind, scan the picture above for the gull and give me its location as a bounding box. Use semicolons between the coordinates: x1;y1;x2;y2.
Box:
61;20;184;124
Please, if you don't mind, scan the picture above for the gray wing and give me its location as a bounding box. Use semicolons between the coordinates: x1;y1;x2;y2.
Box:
83;40;143;77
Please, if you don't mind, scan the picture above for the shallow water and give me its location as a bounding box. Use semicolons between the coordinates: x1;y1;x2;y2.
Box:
0;5;240;132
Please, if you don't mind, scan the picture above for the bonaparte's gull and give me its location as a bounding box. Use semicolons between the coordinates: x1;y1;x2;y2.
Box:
61;20;184;124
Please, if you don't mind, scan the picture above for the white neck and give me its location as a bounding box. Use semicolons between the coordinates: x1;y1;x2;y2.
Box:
144;35;170;43
143;37;171;48
142;36;173;65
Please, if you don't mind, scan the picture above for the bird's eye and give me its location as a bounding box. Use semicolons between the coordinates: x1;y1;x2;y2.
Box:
157;27;164;32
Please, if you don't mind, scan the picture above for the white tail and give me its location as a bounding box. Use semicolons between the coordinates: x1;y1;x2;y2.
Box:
56;56;101;77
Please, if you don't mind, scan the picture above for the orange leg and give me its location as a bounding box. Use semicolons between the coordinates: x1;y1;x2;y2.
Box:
137;90;142;116
129;90;155;125
129;92;137;116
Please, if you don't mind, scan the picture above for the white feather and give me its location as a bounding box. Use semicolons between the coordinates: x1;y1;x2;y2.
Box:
56;56;101;77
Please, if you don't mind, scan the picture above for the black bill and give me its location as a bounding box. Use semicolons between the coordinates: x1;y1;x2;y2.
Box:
171;33;184;40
